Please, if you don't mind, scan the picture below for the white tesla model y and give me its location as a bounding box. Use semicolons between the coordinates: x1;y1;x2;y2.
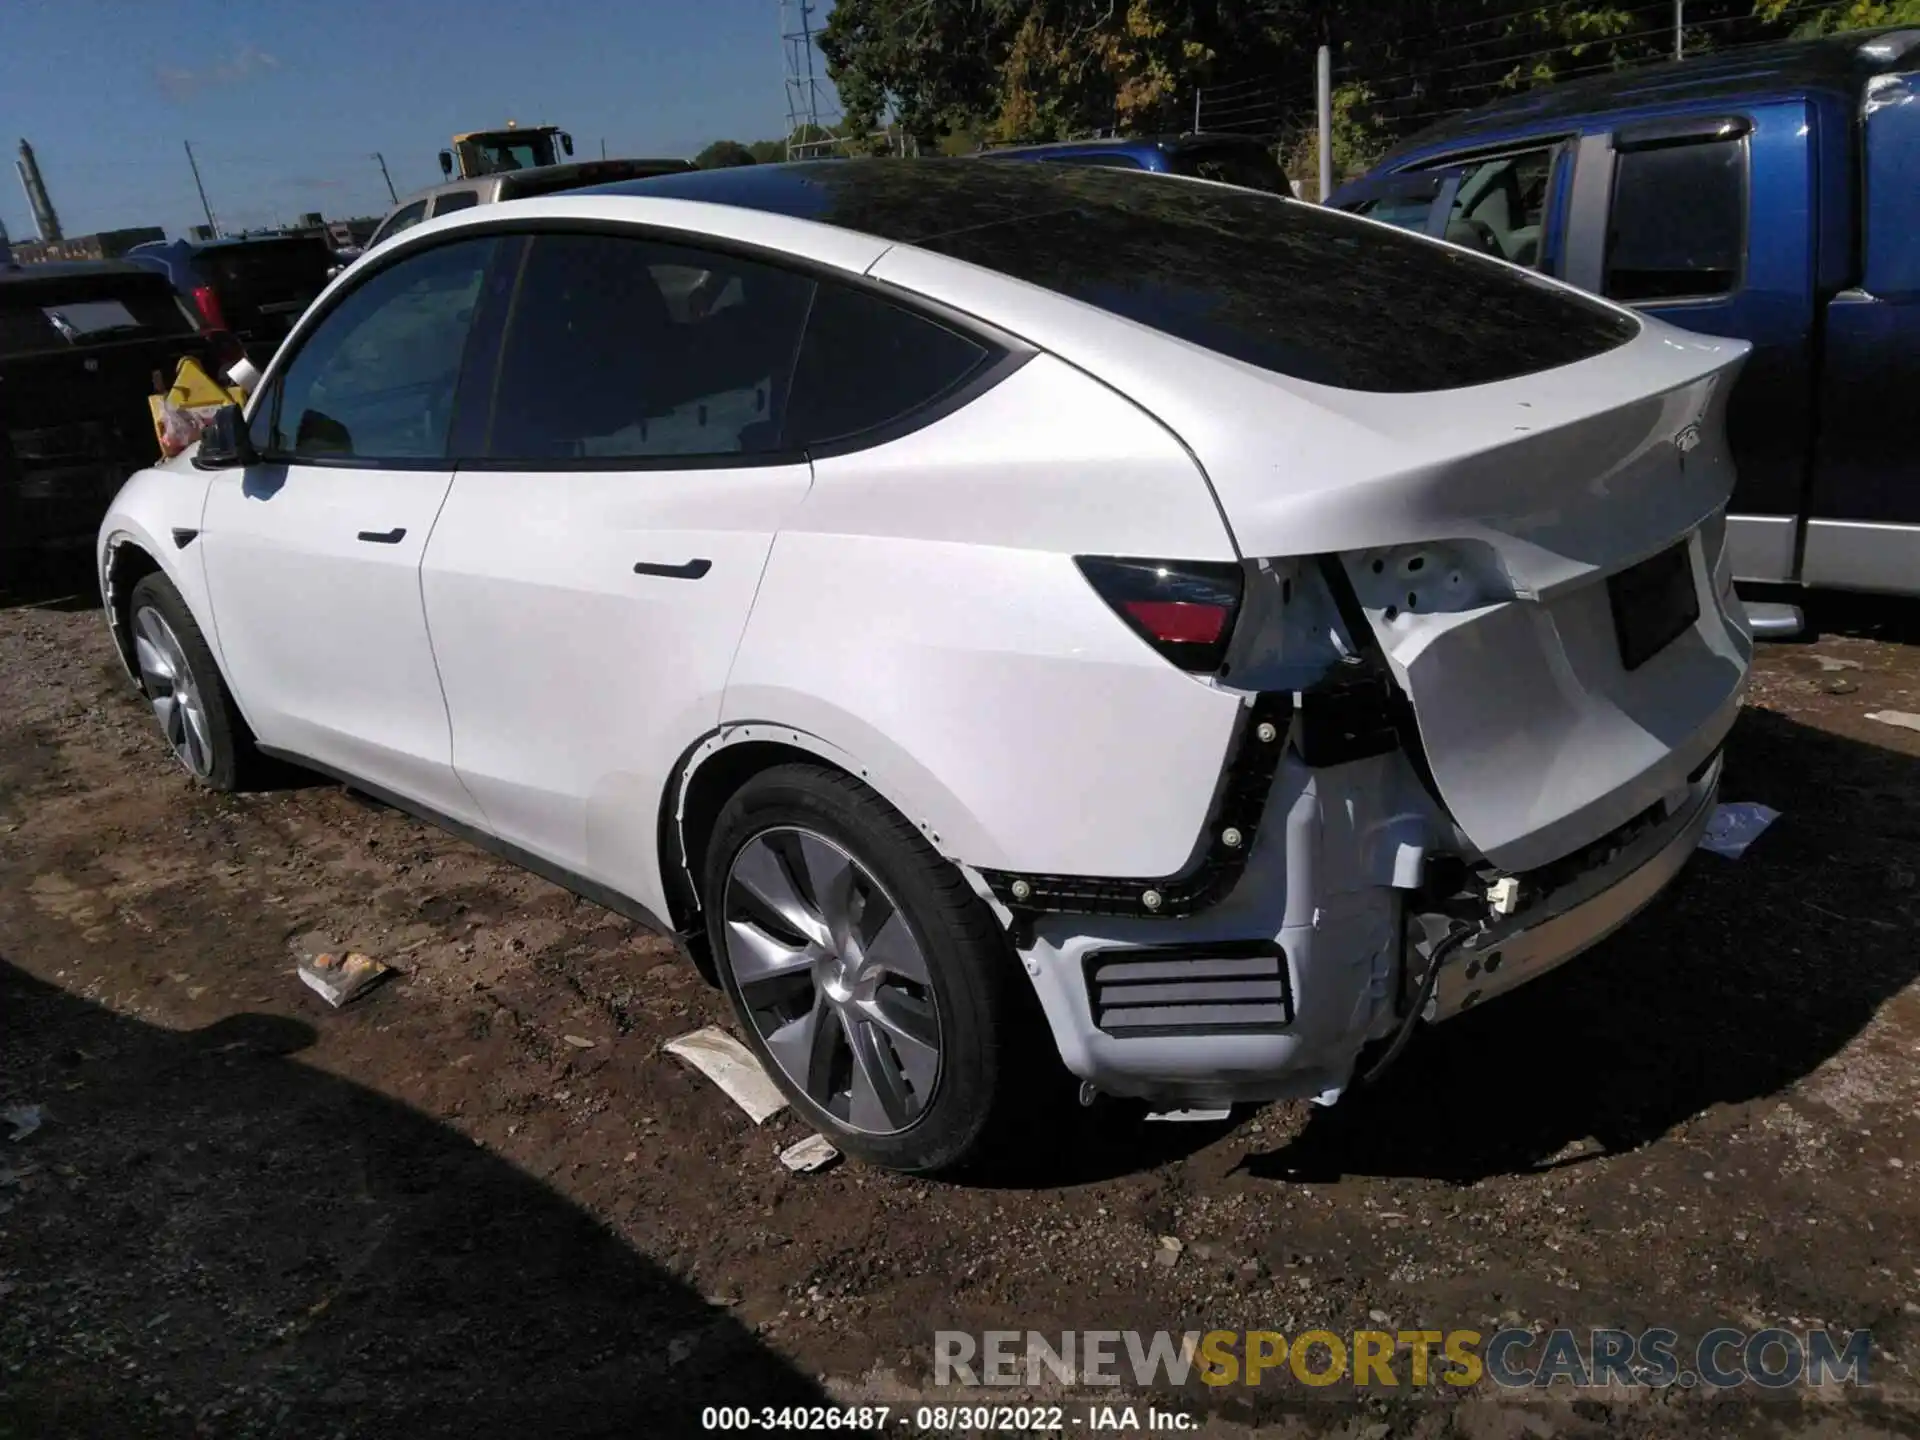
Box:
99;162;1751;1172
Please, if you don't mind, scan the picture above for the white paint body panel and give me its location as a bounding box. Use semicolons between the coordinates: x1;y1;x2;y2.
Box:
723;352;1241;879
422;462;813;919
200;463;477;818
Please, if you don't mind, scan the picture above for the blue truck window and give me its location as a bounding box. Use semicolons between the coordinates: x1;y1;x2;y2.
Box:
1604;138;1746;302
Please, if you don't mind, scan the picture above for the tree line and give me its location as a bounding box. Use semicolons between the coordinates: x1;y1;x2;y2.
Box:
698;0;1916;181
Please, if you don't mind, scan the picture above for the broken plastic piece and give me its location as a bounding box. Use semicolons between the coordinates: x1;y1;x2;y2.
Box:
779;1134;840;1173
1486;876;1522;916
1697;802;1782;860
297;951;392;1008
664;1027;787;1125
1866;711;1920;735
1144;1107;1232;1123
3;1105;45;1143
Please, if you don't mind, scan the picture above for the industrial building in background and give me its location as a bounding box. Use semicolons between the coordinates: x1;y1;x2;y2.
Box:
15;138;63;242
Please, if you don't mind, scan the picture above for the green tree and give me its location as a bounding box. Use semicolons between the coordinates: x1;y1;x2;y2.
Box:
1756;0;1920;32
694;140;758;168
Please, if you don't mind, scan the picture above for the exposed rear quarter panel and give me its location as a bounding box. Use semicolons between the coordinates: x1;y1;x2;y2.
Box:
724;351;1245;879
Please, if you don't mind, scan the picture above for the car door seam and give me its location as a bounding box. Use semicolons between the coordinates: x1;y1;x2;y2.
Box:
418;466;494;829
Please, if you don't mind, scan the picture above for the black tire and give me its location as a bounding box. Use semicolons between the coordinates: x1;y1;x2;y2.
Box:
703;763;1043;1175
126;572;262;792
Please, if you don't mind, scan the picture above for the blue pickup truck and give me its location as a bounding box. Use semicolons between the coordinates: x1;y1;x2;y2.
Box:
1331;27;1920;607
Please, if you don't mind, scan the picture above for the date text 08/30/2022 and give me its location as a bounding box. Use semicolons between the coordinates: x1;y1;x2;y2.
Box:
700;1406;1199;1433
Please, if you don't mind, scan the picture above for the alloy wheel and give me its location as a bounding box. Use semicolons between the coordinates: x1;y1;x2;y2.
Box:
132;604;214;778
722;826;942;1135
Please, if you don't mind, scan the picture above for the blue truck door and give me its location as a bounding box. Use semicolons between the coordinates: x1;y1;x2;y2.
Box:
1803;67;1920;595
1575;105;1817;585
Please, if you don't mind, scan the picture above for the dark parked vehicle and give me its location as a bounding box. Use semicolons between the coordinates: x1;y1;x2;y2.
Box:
1331;27;1920;605
366;157;698;251
126;233;336;368
1;260;216;553
981;133;1298;195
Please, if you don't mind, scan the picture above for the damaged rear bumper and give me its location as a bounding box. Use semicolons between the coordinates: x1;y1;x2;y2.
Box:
1429;750;1721;1021
1009;746;1723;1111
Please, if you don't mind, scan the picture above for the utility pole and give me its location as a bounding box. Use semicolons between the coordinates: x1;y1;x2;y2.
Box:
183;139;218;238
1316;45;1333;202
1674;0;1685;60
600;137;607;160
373;152;398;204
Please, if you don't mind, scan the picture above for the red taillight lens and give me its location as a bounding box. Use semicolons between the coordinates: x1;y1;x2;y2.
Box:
191;284;227;331
1076;556;1244;673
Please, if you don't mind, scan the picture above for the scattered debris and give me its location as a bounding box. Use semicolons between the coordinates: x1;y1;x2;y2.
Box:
1144;1107;1232;1123
1698;802;1782;859
3;1105;45;1143
0;1163;38;1186
663;1027;787;1124
1539;1135;1607;1167
297;950;392;1008
779;1134;840;1174
561;1034;596;1051
1866;711;1920;735
1154;1235;1184;1269
1809;654;1864;673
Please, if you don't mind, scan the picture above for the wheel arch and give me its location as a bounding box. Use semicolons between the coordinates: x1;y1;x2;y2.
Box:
660;720;1000;982
101;531;170;684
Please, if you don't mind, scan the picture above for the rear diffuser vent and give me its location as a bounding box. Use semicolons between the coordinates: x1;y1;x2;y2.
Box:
1084;941;1292;1037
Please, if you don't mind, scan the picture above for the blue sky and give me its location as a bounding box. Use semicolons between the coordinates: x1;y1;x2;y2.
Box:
0;0;838;241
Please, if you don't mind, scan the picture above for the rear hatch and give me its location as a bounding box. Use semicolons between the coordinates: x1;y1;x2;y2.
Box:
865;168;1753;873
0;265;211;547
198;236;333;364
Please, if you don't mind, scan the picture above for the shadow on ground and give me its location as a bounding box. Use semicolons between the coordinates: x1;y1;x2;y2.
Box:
1247;707;1920;1185
0;961;840;1440
0;552;101;615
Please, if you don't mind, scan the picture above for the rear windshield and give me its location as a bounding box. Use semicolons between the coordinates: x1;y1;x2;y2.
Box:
1168;144;1292;195
905;169;1637;392
0;279;196;358
203;239;334;295
606;162;1637;393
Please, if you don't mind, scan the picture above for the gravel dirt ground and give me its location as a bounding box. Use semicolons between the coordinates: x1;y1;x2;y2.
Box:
2;566;1919;1440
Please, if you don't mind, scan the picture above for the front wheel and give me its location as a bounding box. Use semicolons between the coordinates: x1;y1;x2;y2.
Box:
127;572;259;791
703;764;1035;1174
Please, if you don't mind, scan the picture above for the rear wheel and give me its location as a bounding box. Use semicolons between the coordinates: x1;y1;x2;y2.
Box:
703;764;1032;1174
127;572;259;791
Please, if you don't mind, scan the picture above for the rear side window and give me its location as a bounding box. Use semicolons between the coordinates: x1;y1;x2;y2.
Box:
485;233;813;461
433;190;480;215
912;169;1637;391
785;285;989;449
1604;139;1746;302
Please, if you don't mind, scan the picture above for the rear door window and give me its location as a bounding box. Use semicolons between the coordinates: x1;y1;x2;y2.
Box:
483;233;814;462
432;190;480;216
784;284;991;449
1604;138;1746;302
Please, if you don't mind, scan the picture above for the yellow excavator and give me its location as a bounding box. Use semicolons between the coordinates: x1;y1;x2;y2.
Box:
438;120;575;180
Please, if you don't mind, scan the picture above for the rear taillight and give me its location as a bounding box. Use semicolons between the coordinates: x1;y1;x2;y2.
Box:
1076;556;1244;673
191;284;227;331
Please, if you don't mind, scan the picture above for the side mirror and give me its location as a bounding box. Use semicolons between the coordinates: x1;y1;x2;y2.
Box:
192;404;258;470
561;132;574;157
438;149;454;178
